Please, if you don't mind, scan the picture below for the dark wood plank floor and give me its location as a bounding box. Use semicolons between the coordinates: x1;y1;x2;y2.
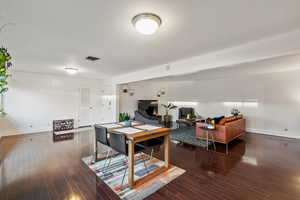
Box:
1;130;300;200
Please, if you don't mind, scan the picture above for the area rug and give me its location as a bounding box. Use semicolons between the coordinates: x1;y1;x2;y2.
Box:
171;127;212;147
82;152;185;200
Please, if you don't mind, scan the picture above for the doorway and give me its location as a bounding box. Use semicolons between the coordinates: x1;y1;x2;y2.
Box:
78;88;92;127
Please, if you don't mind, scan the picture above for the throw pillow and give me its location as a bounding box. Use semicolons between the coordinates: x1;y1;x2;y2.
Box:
213;116;225;124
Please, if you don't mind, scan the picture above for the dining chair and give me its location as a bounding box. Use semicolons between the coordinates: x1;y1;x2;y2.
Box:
136;137;164;161
109;131;149;188
94;125;112;171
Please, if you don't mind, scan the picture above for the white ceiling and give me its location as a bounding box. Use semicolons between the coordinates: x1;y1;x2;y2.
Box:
1;0;300;79
141;54;300;83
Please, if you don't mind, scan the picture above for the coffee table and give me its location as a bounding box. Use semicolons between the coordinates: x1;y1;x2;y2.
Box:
176;118;203;128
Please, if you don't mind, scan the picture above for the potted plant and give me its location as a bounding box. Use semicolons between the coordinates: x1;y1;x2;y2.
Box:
231;108;240;116
119;112;131;126
161;103;177;127
119;112;130;122
0;47;12;117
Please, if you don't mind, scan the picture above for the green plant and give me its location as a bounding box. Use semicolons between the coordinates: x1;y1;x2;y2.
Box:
0;108;4;116
119;112;130;122
0;47;12;116
161;103;177;116
231;108;240;116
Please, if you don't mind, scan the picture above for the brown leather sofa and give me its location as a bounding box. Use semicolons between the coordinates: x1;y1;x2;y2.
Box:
196;115;245;153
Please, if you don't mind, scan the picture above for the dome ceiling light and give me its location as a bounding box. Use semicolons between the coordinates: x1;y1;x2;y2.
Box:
132;13;162;35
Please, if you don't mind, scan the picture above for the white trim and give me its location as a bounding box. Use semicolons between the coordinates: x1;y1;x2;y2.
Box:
3;126;93;138
54;127;92;135
3;127;51;137
246;128;300;139
3;126;300;140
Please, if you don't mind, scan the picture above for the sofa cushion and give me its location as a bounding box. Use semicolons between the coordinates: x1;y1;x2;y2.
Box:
219;118;227;125
225;116;236;123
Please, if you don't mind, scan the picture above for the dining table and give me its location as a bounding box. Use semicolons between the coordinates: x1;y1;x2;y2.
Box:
98;122;171;188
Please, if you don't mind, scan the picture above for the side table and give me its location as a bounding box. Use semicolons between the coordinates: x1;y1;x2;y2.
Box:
199;126;216;151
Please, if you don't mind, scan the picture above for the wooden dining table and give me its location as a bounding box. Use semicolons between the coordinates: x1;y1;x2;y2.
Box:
102;123;171;188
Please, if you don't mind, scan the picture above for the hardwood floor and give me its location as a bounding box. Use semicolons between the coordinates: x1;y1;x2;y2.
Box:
1;130;300;200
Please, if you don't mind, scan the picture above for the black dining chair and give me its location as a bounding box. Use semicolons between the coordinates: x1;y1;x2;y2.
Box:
109;131;149;188
136;137;164;161
94;125;112;171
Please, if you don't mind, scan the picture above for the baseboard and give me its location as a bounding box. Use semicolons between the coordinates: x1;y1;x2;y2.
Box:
78;125;92;128
3;127;51;137
3;126;299;140
246;128;300;139
3;126;93;138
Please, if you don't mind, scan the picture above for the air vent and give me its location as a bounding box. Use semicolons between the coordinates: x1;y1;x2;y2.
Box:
86;56;100;61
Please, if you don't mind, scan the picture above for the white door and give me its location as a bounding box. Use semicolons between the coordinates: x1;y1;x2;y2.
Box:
78;88;92;127
100;95;114;123
90;89;103;124
91;88;116;124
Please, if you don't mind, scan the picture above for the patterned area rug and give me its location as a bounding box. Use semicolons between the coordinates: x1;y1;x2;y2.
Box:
82;153;185;200
171;127;212;147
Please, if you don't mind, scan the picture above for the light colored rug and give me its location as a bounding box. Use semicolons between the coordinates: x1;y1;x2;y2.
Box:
82;152;185;200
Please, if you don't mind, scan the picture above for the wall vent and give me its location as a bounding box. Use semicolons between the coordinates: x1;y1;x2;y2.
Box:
86;56;100;61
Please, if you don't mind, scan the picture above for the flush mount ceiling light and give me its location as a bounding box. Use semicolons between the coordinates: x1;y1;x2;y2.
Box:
64;67;78;75
132;13;162;35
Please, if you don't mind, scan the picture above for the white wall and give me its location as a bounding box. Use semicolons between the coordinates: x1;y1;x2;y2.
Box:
119;70;300;139
0;71;117;137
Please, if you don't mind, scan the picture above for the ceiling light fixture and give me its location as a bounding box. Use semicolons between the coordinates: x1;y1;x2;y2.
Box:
132;13;161;35
64;67;78;75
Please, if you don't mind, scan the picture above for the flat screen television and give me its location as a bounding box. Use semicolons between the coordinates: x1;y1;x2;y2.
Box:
138;100;158;116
